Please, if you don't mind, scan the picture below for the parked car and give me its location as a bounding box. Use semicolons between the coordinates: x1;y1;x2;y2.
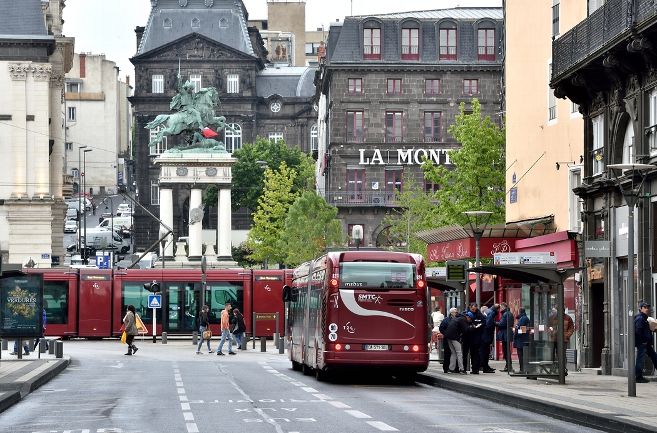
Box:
64;220;78;233
65;208;79;221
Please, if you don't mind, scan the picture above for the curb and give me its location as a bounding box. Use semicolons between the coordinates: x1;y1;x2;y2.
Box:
416;372;655;433
0;391;20;413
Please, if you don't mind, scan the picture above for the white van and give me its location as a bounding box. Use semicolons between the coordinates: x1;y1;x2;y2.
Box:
97;216;132;231
82;228;128;253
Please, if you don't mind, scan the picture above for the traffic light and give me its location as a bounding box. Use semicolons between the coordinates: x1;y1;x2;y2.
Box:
144;281;160;293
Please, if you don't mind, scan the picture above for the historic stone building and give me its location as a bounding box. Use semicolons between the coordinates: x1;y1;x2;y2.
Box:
130;0;316;252
551;0;657;374
315;8;503;247
0;0;74;267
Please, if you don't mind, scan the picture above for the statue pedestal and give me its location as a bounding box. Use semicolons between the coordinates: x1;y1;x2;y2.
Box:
154;152;237;266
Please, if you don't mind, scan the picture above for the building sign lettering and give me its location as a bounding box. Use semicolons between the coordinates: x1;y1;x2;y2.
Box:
359;148;452;166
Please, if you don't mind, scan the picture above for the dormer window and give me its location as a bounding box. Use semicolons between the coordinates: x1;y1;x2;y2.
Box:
363;22;381;60
219;18;228;28
439;24;457;60
477;28;495;61
401;26;419;60
163;18;172;29
191;18;200;29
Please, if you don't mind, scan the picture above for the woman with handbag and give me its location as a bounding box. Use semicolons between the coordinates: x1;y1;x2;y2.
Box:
123;305;139;355
196;305;213;354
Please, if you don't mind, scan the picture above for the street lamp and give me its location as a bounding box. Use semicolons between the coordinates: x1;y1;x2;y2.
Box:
607;163;653;397
82;148;93;263
77;145;87;254
463;211;492;306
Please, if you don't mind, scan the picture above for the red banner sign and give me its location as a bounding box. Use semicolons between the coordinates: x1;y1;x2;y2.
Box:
427;237;516;262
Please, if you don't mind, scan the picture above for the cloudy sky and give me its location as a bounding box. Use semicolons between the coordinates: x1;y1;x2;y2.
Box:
63;0;502;83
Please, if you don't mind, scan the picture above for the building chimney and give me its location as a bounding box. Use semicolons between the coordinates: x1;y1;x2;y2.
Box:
135;26;145;51
79;53;86;78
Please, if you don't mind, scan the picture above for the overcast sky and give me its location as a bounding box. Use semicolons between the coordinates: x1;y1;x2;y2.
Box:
63;0;502;83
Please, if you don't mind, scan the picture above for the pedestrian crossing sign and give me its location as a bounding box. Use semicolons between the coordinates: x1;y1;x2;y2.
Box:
148;294;162;309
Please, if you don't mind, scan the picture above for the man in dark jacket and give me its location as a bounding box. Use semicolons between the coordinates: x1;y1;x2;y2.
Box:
635;302;657;383
463;303;485;374
444;308;471;374
496;302;513;372
439;311;452;373
480;304;498;373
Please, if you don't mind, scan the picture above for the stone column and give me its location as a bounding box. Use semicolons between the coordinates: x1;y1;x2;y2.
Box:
188;188;203;259
217;187;232;258
159;187;174;258
31;64;52;198
9;63;29;198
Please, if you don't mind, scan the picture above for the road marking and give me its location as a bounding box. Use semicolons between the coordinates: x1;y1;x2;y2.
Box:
290;381;305;386
179;395;188;401
329;401;351;409
312;393;332;400
366;421;398;431
177;388;185;394
301;387;318;393
181;403;191;410
183;412;195;421
186;422;199;432
176;381;184;387
345;410;371;419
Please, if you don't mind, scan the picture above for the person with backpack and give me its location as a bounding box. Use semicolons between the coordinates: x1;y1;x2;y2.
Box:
196;305;212;354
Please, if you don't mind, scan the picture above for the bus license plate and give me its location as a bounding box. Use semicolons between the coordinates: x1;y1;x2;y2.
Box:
364;344;389;351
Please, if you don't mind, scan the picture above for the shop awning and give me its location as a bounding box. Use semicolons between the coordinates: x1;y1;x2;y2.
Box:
466;264;578;284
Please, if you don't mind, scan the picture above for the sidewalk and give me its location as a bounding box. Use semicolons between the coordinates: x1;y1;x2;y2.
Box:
417;358;657;433
0;347;70;413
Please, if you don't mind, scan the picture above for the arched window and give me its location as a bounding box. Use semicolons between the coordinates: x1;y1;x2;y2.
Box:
622;121;635;164
310;124;318;152
225;123;242;153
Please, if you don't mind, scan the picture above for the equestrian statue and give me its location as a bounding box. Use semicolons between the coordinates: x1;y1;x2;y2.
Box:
145;73;231;153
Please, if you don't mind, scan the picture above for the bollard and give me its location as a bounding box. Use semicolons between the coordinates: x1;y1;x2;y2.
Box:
274;332;279;349
28;339;35;352
241;336;247;350
162;332;167;344
49;340;55;355
55;340;63;359
192;331;198;346
1;338;7;350
39;339;47;353
278;337;284;354
260;336;267;352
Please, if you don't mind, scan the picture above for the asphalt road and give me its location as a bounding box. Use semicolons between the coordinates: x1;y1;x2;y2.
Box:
1;340;604;433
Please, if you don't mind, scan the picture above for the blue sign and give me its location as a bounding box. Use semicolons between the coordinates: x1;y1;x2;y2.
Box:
148;294;162;309
95;253;110;269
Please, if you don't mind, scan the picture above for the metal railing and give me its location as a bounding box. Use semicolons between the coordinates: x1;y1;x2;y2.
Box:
325;190;399;207
552;0;657;81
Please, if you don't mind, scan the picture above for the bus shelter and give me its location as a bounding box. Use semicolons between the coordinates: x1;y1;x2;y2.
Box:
467;264;578;385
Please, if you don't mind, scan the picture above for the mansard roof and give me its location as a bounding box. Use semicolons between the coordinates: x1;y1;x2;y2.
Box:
256;66;317;98
327;7;503;65
137;0;255;58
0;0;52;39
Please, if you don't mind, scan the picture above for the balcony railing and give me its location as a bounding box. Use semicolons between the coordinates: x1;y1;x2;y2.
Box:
552;0;657;81
325;190;399;207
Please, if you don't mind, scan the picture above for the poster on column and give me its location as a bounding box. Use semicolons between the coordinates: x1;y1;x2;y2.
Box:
0;274;43;337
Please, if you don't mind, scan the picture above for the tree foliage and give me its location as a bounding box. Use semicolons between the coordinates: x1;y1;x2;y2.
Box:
245;162;298;265
422;98;505;225
212;137;314;212
281;191;344;267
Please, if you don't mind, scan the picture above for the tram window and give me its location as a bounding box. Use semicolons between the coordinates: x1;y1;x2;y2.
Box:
122;282;162;323
207;282;243;323
44;281;68;324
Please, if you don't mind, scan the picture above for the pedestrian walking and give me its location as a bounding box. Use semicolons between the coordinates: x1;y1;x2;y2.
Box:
496;302;513;372
513;308;530;373
196;305;212;354
480;303;498;373
11;339;30;356
444;308;470;374
635;302;657;383
216;302;236;355
232;308;246;349
123;305;139;355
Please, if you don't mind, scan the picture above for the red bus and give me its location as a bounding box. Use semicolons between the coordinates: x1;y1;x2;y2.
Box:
285;250;429;381
27;268;289;339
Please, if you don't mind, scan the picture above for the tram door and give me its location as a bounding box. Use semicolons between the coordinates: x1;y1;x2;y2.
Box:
165;282;200;333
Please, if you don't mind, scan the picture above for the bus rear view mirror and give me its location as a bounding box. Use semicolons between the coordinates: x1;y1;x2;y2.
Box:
282;285;291;302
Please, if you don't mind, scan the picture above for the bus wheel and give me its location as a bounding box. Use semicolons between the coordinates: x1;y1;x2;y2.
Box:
292;360;302;372
302;363;313;376
315;368;329;382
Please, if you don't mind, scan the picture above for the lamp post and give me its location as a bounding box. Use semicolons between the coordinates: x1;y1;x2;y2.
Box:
607;163;653;397
77;145;87;254
82;149;93;263
102;196;114;266
463;211;493;306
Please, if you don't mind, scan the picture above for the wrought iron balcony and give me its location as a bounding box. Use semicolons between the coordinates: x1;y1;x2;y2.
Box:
325;190;399;207
552;0;657;82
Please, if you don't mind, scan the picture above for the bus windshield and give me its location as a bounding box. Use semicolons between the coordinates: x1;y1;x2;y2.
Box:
340;262;415;289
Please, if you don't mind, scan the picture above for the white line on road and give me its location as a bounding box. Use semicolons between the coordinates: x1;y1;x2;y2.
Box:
301;387;318;393
186;422;199;432
312;393;332;400
328;401;351;409
176;381;184;387
181;402;191;410
179;395;188;401
366;421;399;431
177;388;185;394
183;412;195;421
345;410;372;419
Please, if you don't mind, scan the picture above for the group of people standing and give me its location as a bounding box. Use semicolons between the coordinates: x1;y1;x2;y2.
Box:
432;302;575;375
196;301;246;355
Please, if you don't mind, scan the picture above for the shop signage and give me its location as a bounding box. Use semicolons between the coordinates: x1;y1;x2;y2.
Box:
427;238;515;263
358;148;452;165
584;240;611;258
0;274;43;338
493;252;556;265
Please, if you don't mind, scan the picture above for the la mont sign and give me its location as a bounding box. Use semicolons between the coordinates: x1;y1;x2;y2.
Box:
358;148;452;165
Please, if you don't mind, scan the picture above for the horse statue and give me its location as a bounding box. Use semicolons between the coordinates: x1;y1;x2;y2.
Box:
145;84;231;150
165;131;228;154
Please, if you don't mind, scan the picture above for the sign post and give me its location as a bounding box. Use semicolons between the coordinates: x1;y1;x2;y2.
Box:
148;294;161;343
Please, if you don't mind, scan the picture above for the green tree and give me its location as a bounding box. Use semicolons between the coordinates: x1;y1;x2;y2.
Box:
281;191;344;266
422;98;505;225
205;137;314;211
245;162;298;265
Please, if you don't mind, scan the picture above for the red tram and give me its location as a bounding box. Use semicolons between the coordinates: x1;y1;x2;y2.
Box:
286;250;430;380
27;268;291;339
